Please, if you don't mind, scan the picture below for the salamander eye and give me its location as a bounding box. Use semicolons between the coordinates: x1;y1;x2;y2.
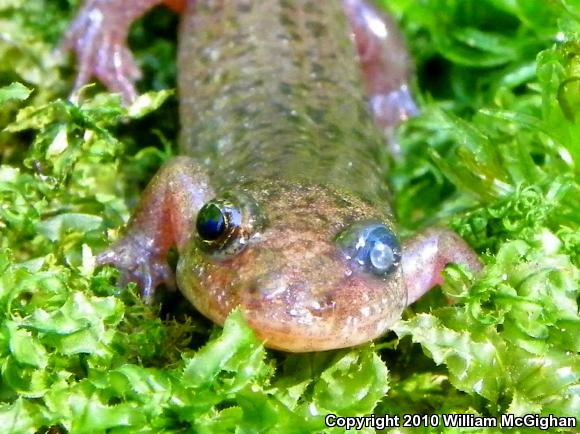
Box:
196;203;226;241
195;192;263;259
337;222;401;276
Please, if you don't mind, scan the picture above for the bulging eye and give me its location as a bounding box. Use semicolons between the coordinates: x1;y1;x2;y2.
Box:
196;203;226;241
337;221;401;276
195;192;263;259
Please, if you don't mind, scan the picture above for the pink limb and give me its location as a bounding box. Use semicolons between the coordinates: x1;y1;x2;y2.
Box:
61;0;171;103
344;0;419;128
97;157;213;300
402;227;482;305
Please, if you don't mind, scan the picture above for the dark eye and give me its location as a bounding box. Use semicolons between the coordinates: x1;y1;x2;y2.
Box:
196;203;226;241
337;222;401;276
195;192;263;258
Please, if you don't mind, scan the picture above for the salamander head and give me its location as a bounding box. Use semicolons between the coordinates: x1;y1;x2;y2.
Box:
177;180;406;352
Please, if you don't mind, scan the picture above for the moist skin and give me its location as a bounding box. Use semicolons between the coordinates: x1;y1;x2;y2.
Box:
64;0;481;352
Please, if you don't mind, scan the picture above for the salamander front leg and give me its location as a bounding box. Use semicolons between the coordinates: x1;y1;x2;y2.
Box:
402;227;482;305
97;157;213;301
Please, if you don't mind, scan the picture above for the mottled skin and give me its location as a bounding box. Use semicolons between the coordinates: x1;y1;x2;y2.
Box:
180;180;407;351
64;0;481;352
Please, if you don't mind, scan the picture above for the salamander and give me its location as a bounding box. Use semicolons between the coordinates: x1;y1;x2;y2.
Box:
63;0;481;352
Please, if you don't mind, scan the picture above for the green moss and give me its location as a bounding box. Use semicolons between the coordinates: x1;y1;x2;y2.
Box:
0;0;578;432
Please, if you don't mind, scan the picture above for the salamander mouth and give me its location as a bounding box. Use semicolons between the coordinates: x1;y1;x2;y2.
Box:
178;240;405;352
239;273;405;352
